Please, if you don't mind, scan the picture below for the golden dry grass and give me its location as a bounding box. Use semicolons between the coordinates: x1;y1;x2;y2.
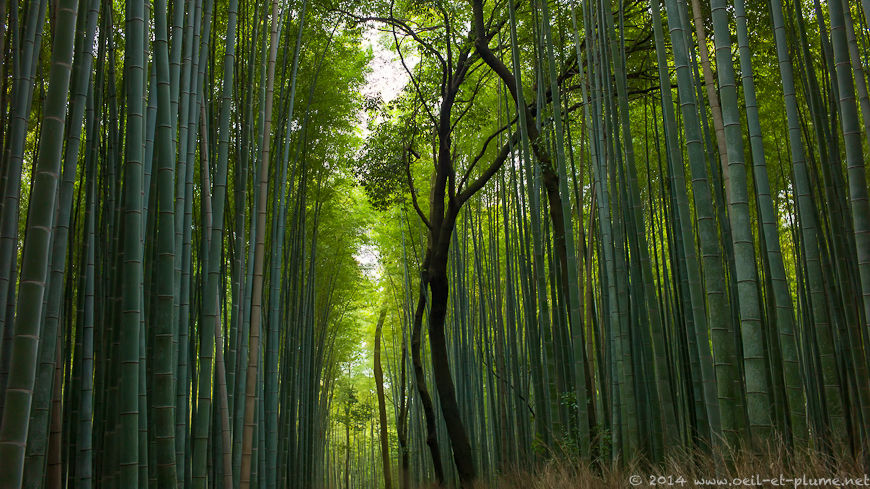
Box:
456;442;867;489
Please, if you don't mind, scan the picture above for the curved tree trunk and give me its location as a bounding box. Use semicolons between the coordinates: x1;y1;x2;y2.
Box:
374;308;392;489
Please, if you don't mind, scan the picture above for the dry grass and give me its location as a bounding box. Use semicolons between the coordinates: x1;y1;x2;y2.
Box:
460;442;867;489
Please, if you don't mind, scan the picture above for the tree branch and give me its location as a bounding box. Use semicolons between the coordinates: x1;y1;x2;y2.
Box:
335;9;447;69
405;145;430;229
457;116;517;193
392;25;438;126
458;130;519;205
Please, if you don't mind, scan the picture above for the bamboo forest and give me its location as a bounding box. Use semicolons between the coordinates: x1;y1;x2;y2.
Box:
3;0;870;486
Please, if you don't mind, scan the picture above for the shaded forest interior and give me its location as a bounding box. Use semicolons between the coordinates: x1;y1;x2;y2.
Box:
1;0;870;487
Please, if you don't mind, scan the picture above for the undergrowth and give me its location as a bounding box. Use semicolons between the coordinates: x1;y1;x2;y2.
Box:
421;442;867;489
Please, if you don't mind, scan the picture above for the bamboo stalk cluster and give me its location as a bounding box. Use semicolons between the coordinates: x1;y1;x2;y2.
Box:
0;0;370;487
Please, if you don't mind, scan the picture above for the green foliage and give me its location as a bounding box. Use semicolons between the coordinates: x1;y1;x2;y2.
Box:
356;111;415;211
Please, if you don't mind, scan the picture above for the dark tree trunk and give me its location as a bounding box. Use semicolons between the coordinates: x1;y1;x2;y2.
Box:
427;225;476;487
410;255;445;485
396;341;410;489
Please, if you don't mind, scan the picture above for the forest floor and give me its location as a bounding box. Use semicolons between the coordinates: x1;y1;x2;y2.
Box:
423;445;868;489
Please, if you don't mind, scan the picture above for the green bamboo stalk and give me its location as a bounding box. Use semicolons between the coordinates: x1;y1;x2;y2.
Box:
0;0;79;484
788;0;847;442
239;0;280;485
266;7;307;487
651;0;718;445
732;0;806;443
21;0;100;481
662;0;736;444
76;58;100;489
504;0;554;451
117;0;148;485
151;0;179;483
0;0;48;351
829;0;870;391
709;0;773;440
539;0;590;456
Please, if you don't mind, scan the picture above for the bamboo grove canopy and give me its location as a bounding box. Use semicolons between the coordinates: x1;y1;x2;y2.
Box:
0;0;869;487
